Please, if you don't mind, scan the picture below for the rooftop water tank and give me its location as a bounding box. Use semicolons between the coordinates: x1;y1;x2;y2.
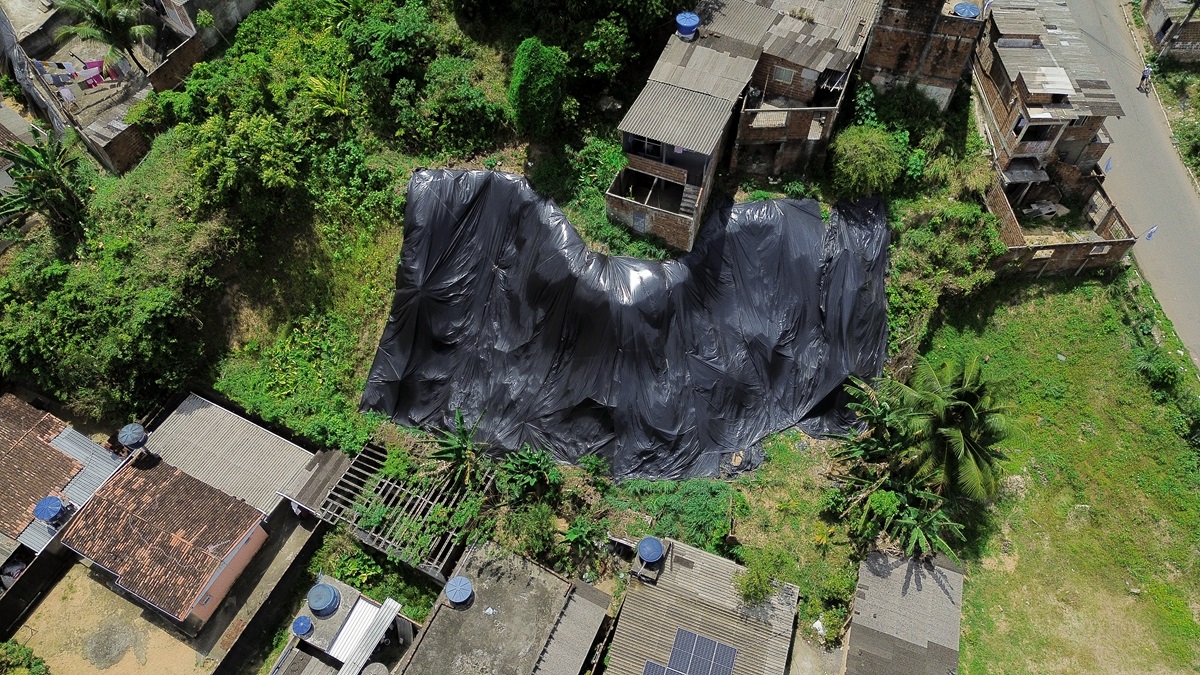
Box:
676;12;700;41
307;582;341;618
637;536;664;565
446;575;474;605
292;616;313;637
33;496;64;525
118;422;148;450
953;2;981;18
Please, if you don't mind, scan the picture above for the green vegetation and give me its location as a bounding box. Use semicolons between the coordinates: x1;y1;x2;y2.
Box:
509;37;572;138
0;640;49;675
54;0;155;73
0;129;88;254
309;529;439;622
926;274;1200;672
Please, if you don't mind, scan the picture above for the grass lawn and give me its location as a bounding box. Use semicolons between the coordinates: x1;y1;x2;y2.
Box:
928;273;1200;673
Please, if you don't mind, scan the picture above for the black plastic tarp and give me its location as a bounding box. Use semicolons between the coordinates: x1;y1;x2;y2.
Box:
361;170;889;479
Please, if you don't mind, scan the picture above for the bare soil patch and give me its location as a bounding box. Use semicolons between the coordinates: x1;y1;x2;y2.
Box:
19;563;214;674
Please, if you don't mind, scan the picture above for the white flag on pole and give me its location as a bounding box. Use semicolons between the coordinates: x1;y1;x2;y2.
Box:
1145;225;1159;240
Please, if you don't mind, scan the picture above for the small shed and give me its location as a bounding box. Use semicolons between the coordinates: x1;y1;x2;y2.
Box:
844;551;964;675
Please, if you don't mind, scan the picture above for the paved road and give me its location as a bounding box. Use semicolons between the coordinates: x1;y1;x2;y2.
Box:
1065;0;1200;365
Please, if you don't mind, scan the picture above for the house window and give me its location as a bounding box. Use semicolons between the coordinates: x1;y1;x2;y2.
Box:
1021;124;1057;142
629;135;662;160
1069;116;1088;127
773;66;795;85
1090;245;1112;255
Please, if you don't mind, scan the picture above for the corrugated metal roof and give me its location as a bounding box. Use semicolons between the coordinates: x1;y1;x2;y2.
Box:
328;596;380;662
989;0;1125;118
618;81;735;155
337;598;401;675
845;552;963;675
532;584;610;675
703;0;782;45
146;394;316;514
53;428;126;507
651;39;759;102
605;539;799;675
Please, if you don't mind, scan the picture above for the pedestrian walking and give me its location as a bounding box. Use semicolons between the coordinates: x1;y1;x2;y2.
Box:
1139;65;1153;93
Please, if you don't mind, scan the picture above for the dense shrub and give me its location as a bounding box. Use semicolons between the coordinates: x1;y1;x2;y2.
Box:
831;124;904;196
509;37;572;138
0;640;49;675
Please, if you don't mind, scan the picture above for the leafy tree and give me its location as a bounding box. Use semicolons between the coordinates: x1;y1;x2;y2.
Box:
55;0;155;74
509;37;572;138
830;124;904;197
0;639;49;675
897;354;1012;501
0;128;88;254
582;14;635;81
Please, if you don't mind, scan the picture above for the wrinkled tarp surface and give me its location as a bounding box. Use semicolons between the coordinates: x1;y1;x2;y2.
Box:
361;170;889;479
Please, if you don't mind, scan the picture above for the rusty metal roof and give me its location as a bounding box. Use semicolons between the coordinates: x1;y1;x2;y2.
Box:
619;81;736;155
61;453;263;620
0;394;78;540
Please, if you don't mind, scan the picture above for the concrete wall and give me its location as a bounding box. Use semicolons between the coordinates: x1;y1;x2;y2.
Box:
860;0;983;109
188;523;268;626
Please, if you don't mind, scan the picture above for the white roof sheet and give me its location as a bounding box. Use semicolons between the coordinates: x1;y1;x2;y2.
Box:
329;597;381;662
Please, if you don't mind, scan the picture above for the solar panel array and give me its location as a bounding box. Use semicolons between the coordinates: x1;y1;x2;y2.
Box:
642;628;738;675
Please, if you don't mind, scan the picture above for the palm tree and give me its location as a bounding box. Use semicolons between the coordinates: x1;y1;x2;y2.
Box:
0;127;87;252
430;410;488;487
55;0;155;75
897;354;1013;502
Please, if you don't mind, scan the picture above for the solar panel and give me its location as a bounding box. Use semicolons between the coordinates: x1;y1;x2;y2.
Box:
643;628;739;675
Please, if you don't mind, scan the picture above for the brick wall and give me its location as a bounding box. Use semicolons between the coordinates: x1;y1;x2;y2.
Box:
605;191;695;250
624;154;688;185
753;54;819;104
149;34;205;92
860;1;983;109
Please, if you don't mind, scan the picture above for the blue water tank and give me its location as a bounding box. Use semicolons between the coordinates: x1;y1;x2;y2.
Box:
637;536;664;564
33;496;63;523
292;616;313;637
953;2;981;18
118;423;147;449
445;576;474;605
676;12;700;40
307;583;341;618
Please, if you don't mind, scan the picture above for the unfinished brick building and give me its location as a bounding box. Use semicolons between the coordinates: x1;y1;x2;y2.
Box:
859;0;985;109
974;0;1136;274
606;0;883;251
1143;0;1200;61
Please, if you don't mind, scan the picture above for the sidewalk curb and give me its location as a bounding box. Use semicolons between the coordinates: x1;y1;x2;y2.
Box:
1120;1;1200;196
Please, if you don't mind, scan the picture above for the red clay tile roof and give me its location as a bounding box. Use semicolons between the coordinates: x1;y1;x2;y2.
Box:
0;394;79;538
61;454;263;620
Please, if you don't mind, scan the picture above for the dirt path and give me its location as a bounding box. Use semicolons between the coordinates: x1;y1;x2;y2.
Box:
18;563;214;674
